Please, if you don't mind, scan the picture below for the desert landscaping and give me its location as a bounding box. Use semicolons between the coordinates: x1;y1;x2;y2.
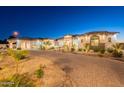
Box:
0;48;124;87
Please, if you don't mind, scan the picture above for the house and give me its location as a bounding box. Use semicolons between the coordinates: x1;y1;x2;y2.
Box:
8;31;120;50
79;31;119;49
8;37;55;50
55;31;119;50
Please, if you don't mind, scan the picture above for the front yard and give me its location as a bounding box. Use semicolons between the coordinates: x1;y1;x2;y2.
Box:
0;49;124;87
0;50;66;87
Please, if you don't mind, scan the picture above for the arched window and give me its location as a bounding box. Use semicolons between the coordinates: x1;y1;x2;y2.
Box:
90;35;99;46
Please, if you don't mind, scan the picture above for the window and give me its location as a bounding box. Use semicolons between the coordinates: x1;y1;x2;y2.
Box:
108;37;111;42
90;35;99;46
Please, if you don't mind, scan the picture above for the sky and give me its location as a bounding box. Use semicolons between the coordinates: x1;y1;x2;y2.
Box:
0;6;124;40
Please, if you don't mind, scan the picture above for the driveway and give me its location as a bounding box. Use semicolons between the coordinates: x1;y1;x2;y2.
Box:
30;50;124;87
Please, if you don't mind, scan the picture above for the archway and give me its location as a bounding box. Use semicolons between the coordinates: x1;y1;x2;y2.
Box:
90;35;100;47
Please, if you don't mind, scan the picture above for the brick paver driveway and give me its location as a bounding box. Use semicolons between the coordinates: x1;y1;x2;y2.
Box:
30;50;124;87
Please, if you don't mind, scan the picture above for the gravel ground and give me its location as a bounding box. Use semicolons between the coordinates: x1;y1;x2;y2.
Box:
30;50;124;87
0;53;65;87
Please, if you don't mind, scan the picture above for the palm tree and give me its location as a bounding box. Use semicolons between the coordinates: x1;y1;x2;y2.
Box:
112;43;123;57
112;43;123;52
44;41;52;50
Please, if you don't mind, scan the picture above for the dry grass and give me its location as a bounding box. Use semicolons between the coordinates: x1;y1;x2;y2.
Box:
0;55;65;87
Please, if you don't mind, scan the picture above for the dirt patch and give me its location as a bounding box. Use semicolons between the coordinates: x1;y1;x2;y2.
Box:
0;56;66;87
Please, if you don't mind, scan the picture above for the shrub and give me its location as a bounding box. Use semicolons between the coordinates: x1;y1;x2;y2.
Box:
107;48;113;53
17;48;21;50
112;50;123;58
71;47;75;52
12;50;28;61
0;73;34;87
7;49;29;74
99;48;106;54
83;44;90;53
7;49;15;56
90;46;100;52
35;65;44;79
40;45;45;50
7;49;28;61
49;47;55;50
78;48;82;51
90;46;105;54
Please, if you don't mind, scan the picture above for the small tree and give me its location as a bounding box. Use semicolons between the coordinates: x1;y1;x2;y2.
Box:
7;49;29;74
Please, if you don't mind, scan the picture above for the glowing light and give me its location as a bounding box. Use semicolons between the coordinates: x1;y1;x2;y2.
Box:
13;31;19;36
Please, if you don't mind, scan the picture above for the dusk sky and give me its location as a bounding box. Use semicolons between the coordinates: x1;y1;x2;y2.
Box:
0;6;124;40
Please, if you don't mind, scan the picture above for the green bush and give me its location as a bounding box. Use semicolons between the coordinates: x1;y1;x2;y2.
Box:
35;66;44;79
7;49;29;74
17;48;21;50
49;47;55;50
71;47;75;52
7;49;28;61
40;45;45;50
7;49;15;56
0;73;34;87
107;48;113;53
90;46;100;52
112;50;123;58
78;48;82;51
83;44;90;53
90;46;105;54
99;48;106;54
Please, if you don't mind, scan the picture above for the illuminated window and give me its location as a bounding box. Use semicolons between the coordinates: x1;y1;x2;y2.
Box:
90;35;99;46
